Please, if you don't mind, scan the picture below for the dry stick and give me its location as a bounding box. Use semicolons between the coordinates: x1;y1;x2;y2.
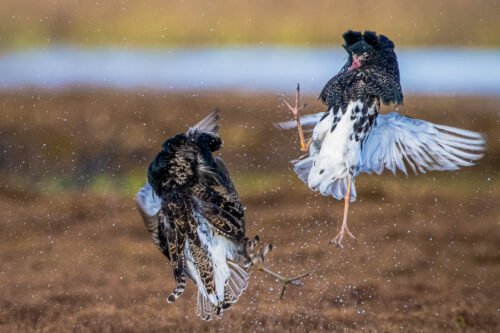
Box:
255;264;311;300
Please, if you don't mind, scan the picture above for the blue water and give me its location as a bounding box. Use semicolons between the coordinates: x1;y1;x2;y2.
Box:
1;46;499;95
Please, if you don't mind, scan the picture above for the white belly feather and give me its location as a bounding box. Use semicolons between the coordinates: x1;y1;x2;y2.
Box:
295;101;364;201
184;212;232;305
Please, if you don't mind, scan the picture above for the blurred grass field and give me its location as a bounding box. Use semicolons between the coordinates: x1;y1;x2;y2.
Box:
1;0;500;49
0;90;499;332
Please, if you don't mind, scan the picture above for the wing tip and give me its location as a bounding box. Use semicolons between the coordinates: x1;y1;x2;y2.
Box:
190;108;221;134
135;182;161;218
274;120;296;129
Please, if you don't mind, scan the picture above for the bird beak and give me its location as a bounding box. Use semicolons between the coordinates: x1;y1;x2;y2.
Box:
348;55;361;71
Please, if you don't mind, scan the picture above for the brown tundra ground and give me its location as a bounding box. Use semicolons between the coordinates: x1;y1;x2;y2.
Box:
0;91;499;332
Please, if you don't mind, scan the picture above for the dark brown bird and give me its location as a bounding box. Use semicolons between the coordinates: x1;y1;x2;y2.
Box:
137;110;307;320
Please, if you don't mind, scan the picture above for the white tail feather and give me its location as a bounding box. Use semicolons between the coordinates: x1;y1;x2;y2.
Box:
293;157;314;184
328;177;357;201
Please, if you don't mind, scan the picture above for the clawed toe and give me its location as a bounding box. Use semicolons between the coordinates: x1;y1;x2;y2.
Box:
346;229;356;240
330;225;356;249
281;84;308;151
329;235;345;249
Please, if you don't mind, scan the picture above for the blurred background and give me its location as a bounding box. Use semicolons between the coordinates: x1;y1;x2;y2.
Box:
1;1;499;332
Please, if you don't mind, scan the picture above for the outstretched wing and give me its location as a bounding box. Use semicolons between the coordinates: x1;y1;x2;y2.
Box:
193;156;245;240
360;112;486;175
188;109;220;135
136;182;176;261
276;111;325;130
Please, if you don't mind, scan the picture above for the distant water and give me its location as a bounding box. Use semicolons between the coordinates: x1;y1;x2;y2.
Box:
1;46;499;95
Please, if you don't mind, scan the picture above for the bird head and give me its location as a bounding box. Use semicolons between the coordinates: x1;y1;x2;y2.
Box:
342;30;403;105
187;130;222;152
342;30;395;72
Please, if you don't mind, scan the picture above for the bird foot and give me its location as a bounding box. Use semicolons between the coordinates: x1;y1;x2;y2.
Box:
256;264;311;300
329;225;356;249
281;83;308;152
281;83;306;118
246;235;310;299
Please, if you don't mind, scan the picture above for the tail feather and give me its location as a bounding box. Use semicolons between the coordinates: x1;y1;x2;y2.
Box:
196;291;221;321
188;228;250;320
226;262;249;296
195;261;248;320
328;177;357;201
293;157;356;201
223;261;249;306
229;261;249;284
293;157;314;184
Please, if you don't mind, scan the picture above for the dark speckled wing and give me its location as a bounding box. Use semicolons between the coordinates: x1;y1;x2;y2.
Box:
193;156;245;240
318;68;347;111
318;76;336;108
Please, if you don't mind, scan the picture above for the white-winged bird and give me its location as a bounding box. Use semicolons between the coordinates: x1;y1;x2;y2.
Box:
137;110;308;320
279;31;486;248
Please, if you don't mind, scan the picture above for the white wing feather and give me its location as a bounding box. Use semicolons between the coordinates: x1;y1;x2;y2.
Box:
275;111;325;130
136;183;163;245
360;112;486;175
136;182;162;217
188;109;220;134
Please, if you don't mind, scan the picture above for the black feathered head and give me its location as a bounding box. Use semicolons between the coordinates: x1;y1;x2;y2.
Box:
186;130;222;152
341;30;403;105
342;30;395;71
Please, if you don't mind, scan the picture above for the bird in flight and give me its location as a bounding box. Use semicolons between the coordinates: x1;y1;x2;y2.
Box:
137;110;308;320
279;30;486;248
